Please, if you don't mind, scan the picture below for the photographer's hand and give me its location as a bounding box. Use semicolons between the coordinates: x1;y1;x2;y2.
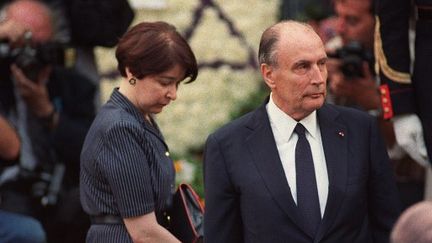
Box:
349;63;380;110
328;57;357;98
329;62;379;110
11;64;58;127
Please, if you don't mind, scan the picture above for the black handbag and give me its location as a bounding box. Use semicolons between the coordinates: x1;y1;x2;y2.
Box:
169;183;204;243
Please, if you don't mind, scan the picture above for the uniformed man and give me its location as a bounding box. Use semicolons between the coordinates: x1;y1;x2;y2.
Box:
375;0;432;197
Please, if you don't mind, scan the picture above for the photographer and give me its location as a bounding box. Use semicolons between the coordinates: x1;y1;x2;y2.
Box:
326;0;377;111
1;0;134;108
0;0;96;242
327;0;425;209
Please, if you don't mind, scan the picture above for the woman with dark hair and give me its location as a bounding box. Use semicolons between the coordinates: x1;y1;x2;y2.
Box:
80;21;198;242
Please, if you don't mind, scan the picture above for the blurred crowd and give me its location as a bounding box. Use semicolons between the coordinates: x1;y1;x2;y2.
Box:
0;0;133;242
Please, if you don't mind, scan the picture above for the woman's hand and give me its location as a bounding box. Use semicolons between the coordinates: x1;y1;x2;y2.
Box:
124;211;181;243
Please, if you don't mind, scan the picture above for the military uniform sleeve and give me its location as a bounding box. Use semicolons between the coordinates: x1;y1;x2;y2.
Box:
375;0;417;119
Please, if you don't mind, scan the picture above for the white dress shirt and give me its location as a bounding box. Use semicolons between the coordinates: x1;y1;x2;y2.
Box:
266;95;329;217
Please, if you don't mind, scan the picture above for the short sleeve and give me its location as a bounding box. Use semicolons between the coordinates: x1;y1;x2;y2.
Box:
99;122;155;218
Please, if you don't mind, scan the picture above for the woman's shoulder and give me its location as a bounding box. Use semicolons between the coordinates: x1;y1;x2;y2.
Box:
91;104;144;136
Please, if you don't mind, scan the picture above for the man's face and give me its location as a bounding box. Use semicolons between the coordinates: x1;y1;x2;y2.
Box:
335;0;375;49
262;27;328;121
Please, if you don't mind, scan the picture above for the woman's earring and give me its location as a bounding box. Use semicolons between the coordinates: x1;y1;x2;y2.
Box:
129;78;136;86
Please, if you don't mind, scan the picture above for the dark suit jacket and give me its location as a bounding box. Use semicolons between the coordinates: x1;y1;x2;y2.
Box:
204;102;401;243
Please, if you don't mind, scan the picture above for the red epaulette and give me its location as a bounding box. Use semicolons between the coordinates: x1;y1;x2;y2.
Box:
379;84;394;120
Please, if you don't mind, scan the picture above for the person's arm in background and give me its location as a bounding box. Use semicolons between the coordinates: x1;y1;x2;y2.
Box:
0;114;20;161
375;0;429;166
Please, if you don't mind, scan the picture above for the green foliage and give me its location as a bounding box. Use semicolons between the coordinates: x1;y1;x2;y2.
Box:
191;158;204;198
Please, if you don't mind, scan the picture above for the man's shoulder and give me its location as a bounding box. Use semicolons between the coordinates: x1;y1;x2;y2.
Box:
210;108;260;140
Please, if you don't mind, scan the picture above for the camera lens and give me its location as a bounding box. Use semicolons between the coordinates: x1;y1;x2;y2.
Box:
15;53;44;81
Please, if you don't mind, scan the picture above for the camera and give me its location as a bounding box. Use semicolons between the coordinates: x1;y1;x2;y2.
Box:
0;32;74;81
328;41;374;79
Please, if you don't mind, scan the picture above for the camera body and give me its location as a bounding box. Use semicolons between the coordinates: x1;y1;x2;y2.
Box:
328;41;374;79
0;38;73;81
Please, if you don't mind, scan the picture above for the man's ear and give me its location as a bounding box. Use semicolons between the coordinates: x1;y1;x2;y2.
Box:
261;63;275;89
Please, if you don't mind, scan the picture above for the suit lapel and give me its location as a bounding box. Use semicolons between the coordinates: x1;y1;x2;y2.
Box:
315;105;348;242
244;104;310;236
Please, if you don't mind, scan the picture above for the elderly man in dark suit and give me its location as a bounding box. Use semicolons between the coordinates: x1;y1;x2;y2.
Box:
203;20;401;243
